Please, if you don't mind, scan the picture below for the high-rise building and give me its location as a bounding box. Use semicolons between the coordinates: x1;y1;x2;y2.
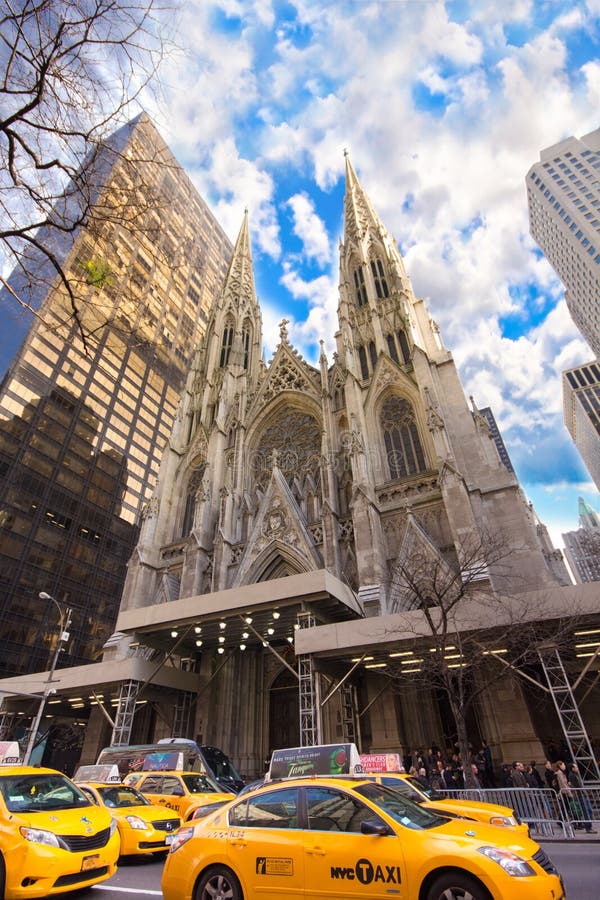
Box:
0;114;232;679
562;360;600;490
562;497;600;583
474;404;515;473
526;128;600;359
4;156;589;774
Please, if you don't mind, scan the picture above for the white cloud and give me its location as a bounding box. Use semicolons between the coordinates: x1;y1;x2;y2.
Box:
284;193;331;266
198;138;280;258
279;262;338;359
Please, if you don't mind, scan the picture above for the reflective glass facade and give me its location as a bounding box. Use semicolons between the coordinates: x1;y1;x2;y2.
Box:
0;116;232;678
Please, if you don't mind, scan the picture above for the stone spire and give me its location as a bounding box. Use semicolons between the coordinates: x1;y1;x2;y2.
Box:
343;151;388;245
221;208;257;311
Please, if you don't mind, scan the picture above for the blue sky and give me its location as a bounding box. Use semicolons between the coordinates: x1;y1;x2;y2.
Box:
153;2;596;547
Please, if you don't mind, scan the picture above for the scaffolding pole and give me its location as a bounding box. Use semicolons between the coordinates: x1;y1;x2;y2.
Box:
111;680;141;746
537;646;600;784
172;691;195;739
297;611;321;746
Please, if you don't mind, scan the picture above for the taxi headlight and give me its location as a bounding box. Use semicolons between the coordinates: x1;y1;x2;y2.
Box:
125;815;148;830
478;846;535;877
19;826;61;848
489;815;518;828
168;826;195;853
109;818;118;836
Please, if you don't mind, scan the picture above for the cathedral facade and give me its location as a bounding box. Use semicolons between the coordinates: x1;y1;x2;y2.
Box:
78;156;577;776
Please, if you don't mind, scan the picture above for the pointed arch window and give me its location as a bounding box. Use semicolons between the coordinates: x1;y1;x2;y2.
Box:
358;346;369;380
354;267;368;307
368;341;377;369
181;465;206;537
219;322;234;367
380;395;426;480
387;334;399;364
371;258;389;298
397;329;410;364
242;326;250;369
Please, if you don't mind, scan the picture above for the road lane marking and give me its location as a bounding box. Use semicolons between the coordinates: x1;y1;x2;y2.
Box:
92;887;163;895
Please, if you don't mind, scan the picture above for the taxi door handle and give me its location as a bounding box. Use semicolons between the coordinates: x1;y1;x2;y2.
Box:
229;838;247;848
306;845;326;856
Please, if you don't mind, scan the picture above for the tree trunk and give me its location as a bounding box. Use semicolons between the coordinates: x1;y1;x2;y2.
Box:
448;693;477;789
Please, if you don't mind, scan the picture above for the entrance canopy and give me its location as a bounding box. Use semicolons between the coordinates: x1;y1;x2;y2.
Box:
115;569;363;656
295;581;600;675
0;570;362;720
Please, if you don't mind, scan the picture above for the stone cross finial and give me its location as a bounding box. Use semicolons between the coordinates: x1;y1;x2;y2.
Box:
279;318;289;340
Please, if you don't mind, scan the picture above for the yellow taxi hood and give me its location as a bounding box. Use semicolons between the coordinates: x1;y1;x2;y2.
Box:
430;815;539;855
9;805;113;834
433;797;516;818
195;791;235;804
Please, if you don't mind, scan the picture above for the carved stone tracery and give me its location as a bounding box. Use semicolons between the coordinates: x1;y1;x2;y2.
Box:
252;410;321;493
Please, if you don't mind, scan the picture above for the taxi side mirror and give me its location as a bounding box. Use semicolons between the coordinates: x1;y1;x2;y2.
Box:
361;819;393;836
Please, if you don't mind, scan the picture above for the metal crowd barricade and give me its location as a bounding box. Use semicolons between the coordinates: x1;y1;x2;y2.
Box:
437;787;574;838
556;786;600;835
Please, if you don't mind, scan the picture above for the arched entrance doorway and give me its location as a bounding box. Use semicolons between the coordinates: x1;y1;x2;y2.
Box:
269;667;299;753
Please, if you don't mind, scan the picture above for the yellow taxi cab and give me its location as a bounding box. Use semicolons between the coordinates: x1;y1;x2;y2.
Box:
161;744;564;900
364;770;526;833
123;770;234;821
75;780;181;856
0;765;119;899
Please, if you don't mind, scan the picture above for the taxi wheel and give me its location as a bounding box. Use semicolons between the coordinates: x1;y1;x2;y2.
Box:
426;871;492;900
194;865;243;900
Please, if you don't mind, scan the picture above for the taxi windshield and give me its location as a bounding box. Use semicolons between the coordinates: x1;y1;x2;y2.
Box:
402;776;443;800
98;786;151;808
366;775;422;802
181;773;221;794
355;783;445;830
0;773;91;813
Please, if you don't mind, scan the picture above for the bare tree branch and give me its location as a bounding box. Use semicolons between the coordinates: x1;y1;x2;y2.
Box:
0;0;177;348
387;526;594;786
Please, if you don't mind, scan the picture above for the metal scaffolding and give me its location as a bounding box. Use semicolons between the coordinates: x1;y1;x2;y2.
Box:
538;646;600;783
111;679;141;746
298;611;320;746
172;690;195;739
340;683;356;744
0;711;16;741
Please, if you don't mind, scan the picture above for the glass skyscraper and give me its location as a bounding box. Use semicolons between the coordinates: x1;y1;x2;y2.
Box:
527;127;600;359
0;114;232;679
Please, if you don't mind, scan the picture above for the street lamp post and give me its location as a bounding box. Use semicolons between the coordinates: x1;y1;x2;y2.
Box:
22;592;72;766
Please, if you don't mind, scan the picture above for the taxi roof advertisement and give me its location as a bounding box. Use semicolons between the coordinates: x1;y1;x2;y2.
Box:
360;753;403;773
269;744;363;779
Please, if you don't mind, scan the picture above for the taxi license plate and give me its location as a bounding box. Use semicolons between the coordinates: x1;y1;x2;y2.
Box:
81;854;100;871
165;834;175;845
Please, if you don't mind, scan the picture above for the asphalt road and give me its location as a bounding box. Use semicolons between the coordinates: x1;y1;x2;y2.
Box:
54;841;597;900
